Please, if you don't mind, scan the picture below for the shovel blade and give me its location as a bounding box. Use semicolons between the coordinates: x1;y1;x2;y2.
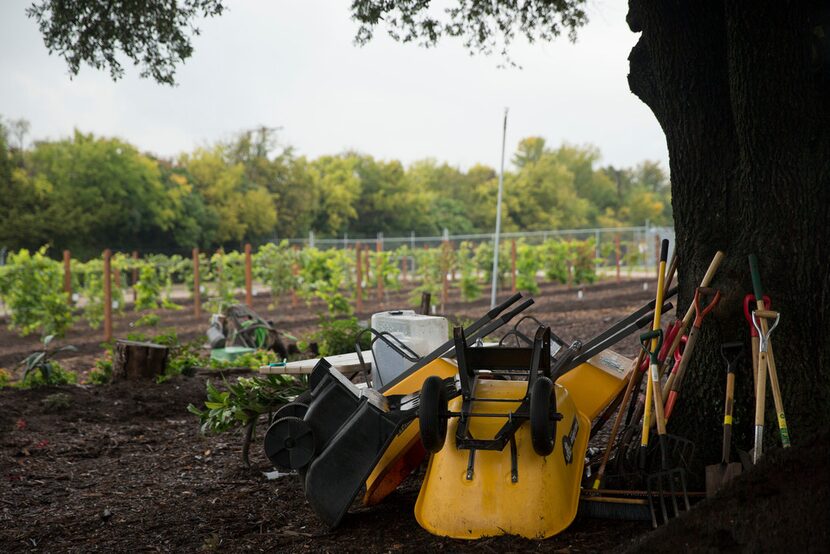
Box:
705;462;742;498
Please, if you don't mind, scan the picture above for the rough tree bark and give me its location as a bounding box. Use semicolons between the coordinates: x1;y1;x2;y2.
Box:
114;340;170;380
628;0;830;475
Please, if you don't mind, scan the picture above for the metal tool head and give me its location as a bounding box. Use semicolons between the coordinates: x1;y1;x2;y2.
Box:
642;433;695;474
720;341;744;372
646;467;691;527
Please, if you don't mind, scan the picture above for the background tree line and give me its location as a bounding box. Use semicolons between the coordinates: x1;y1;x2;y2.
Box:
0;117;672;260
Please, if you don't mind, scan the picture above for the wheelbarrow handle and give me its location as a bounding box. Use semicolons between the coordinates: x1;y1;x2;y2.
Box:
743;294;771;338
693;287;721;327
486;292;523;320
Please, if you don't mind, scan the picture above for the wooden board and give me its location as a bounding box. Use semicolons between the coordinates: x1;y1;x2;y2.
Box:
259;351;374;375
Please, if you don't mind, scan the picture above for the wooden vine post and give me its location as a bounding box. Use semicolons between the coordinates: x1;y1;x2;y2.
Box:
401;252;407;284
511;239;517;293
103;249;113;342
244;243;253;307
355;243;363;312
62;250;71;302
192;247;202;319
615;234;622;283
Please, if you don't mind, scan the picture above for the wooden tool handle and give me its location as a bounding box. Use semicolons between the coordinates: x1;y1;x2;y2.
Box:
681;250;725;327
755;350;768;426
722;372;735;463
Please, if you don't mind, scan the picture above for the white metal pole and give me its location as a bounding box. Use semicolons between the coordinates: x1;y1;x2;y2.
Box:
490;108;509;309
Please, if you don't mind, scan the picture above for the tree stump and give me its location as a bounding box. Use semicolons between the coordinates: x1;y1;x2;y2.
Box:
113;340;169;380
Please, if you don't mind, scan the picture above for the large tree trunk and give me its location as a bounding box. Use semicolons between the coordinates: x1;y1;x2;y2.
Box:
627;0;830;477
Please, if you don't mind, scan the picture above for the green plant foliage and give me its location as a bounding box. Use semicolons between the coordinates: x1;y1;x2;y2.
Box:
15;334;77;388
207;250;245;313
309;316;370;357
538;238;597;285
571;238;599;285
188;375;306;433
209;349;282;371
456;241;481;302
297;247;354;316
133;313;161;327
0;247;74;337
473;241;510;287
76;258;125;328
41;392;72;412
368;250;401;292
88;357;113;385
0;368;11;388
516;242;542;294
133;255;183;311
409;247;442;307
186;373;306;464
540;239;570;283
20;361;77;388
253;241;297;305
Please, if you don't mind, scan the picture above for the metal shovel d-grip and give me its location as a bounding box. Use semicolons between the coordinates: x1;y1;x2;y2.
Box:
751;309;781;463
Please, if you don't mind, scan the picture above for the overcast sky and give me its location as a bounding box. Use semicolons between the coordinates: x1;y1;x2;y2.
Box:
0;0;668;171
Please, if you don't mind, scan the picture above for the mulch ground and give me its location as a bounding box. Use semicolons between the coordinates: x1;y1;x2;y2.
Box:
1;279;825;552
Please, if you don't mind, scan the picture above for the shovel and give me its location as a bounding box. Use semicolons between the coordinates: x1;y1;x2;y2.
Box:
663;286;721;420
705;342;743;497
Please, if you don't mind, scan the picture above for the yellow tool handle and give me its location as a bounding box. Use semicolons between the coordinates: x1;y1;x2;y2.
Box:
641;376;653;447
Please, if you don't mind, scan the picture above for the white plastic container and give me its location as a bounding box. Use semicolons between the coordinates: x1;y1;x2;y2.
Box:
370;310;449;387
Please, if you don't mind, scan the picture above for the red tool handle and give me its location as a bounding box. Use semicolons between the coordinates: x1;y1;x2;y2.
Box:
743;293;771;338
692;287;721;328
673;334;688;365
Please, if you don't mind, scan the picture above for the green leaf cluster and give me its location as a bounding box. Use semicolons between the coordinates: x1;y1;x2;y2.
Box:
0;247;73;337
1;119;671;256
187;374;306;435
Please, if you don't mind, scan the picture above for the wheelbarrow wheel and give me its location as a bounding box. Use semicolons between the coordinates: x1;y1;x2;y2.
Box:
419;376;448;453
274;402;309;421
264;416;316;470
530;376;557;456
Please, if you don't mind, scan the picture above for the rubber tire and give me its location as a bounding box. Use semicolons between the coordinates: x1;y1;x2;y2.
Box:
274;402;309;421
530;376;557;456
264;416;316;470
419;376;448;453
